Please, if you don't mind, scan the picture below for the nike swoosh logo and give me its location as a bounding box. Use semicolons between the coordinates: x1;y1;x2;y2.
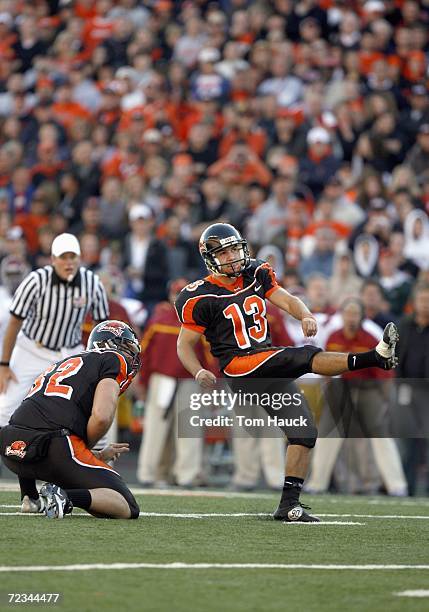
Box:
255;285;261;291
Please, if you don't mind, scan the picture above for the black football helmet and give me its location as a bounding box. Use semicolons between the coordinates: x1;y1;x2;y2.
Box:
199;223;250;277
87;320;141;377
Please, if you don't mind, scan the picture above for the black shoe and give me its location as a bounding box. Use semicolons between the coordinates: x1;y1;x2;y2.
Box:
39;483;73;519
375;322;399;370
273;502;320;522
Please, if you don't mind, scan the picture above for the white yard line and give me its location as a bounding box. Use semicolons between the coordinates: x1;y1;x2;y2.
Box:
1;480;429;505
0;504;429;524
0;511;364;524
0;563;429;573
318;513;429;520
0;509;426;520
395;590;429;597
0;508;428;520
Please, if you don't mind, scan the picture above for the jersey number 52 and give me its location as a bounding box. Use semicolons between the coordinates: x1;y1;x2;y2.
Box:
25;357;84;400
223;295;268;349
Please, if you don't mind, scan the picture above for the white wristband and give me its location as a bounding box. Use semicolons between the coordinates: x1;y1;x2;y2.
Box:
194;368;205;380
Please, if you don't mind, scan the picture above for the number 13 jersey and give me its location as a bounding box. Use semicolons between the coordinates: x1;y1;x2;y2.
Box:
174;260;280;370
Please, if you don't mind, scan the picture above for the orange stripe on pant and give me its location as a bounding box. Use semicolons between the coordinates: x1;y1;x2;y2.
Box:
68;435;114;471
223;349;284;377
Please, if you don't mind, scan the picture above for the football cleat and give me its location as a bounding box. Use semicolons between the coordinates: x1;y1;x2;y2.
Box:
375;322;399;370
39;483;73;519
21;495;45;514
273;502;320;522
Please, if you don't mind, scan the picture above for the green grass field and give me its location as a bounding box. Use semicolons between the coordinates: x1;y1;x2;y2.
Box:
1;487;428;612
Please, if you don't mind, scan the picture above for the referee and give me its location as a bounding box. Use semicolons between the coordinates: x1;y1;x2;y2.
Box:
0;233;109;430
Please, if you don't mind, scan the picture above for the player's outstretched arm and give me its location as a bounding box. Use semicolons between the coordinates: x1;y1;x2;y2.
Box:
87;378;120;448
268;287;318;337
0;315;23;392
177;327;216;388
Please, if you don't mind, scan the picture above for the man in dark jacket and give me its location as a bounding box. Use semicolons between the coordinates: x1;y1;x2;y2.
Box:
123;204;169;312
396;282;429;495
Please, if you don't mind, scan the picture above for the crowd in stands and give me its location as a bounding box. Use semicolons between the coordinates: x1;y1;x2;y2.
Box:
0;0;428;315
0;0;428;492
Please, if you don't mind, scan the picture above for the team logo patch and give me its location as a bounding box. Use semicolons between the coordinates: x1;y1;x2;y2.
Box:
73;296;86;308
98;322;126;337
6;440;27;459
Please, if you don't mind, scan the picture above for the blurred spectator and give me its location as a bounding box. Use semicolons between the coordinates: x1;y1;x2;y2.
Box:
246;171;299;247
208;141;272;188
361;278;394;328
174;17;207;68
58;172;85;228
403;209;429;271
299;227;336;282
299;127;341;199
70;140;101;197
159;214;201;280
377;249;413;317
123;203;169;310
405;123;429;180
98;176;127;240
7;167;34;217
389;230;420;279
185;123;219;176
257;50;303;107
400;84;429;146
396;282;429;495
329;251;363;309
191;47;230;103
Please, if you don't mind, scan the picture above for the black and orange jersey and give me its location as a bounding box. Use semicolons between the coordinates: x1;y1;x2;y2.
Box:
10;350;133;443
174;259;280;369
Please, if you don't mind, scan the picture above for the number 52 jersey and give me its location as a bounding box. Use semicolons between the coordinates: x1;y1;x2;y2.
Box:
10;350;134;442
174;260;280;370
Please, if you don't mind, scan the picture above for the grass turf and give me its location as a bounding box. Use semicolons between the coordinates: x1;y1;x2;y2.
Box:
0;490;428;612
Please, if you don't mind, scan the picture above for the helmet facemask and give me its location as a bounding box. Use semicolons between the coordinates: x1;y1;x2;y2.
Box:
202;239;250;278
93;337;141;376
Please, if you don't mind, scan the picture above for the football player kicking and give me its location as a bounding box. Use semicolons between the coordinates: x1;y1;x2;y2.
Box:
0;321;141;519
175;223;399;522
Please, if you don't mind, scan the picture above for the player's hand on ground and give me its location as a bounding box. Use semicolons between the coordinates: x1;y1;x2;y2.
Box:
195;369;217;388
302;316;318;337
0;366;18;393
100;443;130;463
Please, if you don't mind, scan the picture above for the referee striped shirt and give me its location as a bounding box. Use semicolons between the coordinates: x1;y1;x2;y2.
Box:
10;266;110;350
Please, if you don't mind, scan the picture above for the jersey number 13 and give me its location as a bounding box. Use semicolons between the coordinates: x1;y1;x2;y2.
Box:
223;295;268;349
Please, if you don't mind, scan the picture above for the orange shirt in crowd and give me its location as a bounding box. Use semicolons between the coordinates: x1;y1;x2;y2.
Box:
82;16;114;54
102;152;145;181
208;157;272;187
52;101;92;132
218;128;267;159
